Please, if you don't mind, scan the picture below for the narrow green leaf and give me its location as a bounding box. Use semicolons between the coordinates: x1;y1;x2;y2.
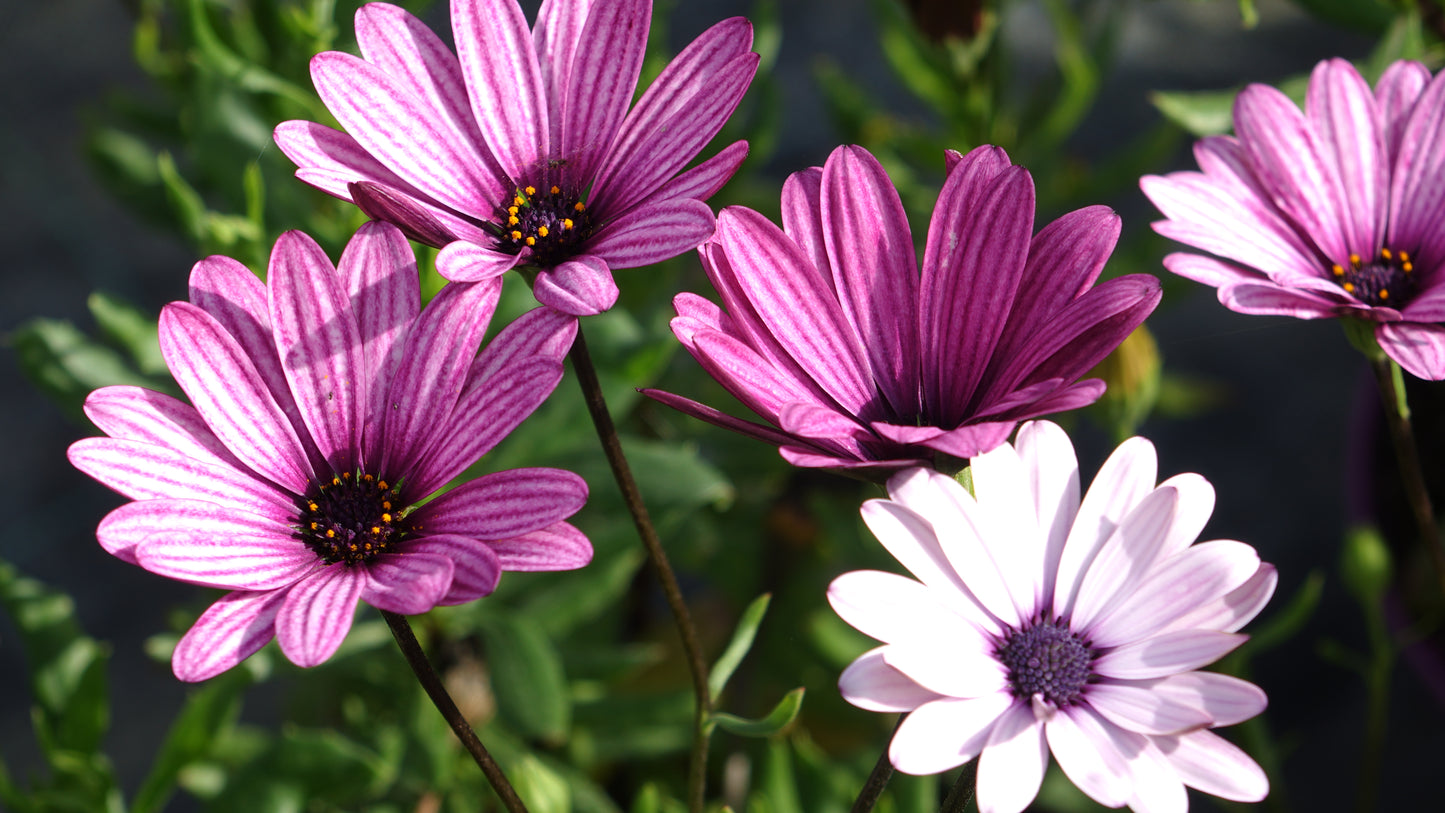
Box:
1149;88;1237;138
1245;570;1325;654
88;291;166;376
708;593;772;702
157;151;208;243
707;687;805;738
130;670;250;813
480;613;571;742
10;318;161;419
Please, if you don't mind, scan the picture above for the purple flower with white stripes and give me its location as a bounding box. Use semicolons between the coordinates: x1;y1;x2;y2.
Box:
644;145;1161;474
1142;59;1445;379
275;0;759;317
68;224;590;681
830;421;1274;813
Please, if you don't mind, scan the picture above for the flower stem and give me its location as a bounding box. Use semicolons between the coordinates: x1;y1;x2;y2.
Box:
849;717;904;813
939;759;978;812
568;326;714;812
1369;358;1445;595
381;610;528;813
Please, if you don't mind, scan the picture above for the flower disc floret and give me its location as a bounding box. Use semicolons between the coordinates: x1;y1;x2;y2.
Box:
494;184;594;267
297;472;408;565
997;620;1093;707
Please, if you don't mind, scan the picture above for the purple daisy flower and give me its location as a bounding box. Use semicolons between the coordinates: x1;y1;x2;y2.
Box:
1142;58;1445;379
830;421;1275;812
68;223;591;681
643;145;1161;473
274;0;759;317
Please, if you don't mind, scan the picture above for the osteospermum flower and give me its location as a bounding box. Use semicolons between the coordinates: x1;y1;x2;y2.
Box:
644;145;1161;474
829;421;1275;813
1142;58;1445;379
68;224;591;680
275;0;759;317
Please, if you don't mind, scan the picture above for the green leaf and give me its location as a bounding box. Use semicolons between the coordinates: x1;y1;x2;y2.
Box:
208;728;390;812
1149;88;1237;138
10;317;163;419
708;593;772;702
88;291;166;376
707;687;804;738
754;738;803;813
480;613;571;742
131;670;251;813
1244;570;1325;655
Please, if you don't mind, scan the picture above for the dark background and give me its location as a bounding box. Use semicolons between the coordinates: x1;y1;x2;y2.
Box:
4;0;1440;809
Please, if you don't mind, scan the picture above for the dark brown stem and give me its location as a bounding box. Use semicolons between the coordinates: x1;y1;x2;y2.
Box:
1370;358;1445;595
381;611;528;813
568;327;714;812
939;759;978;813
849;716;904;813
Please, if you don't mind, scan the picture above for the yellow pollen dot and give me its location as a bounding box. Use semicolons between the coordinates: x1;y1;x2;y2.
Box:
1381;248;1393;260
1332;264;1345;277
511;230;523;240
1404;262;1414;273
537;226;549;237
371;526;380;534
308;501;318;511
332;476;341;486
363;474;374;482
526;236;536;246
562;219;574;230
1350;253;1362;266
382;501;392;510
509;216;520;226
525;185;536;196
326;529;336;538
364;542;373;551
1380;289;1390;300
550;185;560;195
310;522;318;530
1344;282;1356;293
378;481;388;490
343;472;351;480
574;202;585;212
508;206;519;215
1401;251;1411;261
514;195;525;206
349;543;358;552
382;513;392;523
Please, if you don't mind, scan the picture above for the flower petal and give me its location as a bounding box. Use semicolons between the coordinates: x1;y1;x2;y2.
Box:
436;240;523;283
1378;321;1445;380
276;565;365;667
481;522;592;573
974;701;1048;813
532;255;620;316
839;646;945;712
1155;729;1269;802
888;693;1015;776
68;438;294;517
1307;58;1386;256
653;140;750;204
172;589;287;682
882;639;1009;699
1092;630;1247;680
361;552;455;614
82;386;240;470
453;0;548;173
406;534;504;604
1013;421;1080;610
559;0;648;184
97;498;292;565
1044;707;1132;809
1086;680;1214;736
584;198;717;270
1164;563;1277;634
136;530;316;591
1088;540;1261;648
412;468;588;540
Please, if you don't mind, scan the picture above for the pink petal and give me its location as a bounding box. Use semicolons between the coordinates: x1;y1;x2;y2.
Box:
559;0;648;184
159;302;314;494
640;388;802;448
412;467;588;540
172;589;287;682
779;166;831;289
1378;321;1445;380
436;240;523;283
1069;485;1181;633
1221;280;1346;319
453;0;548;174
406;533;504;604
653;140;750;204
1092;630;1247;680
68;437;294;517
276;565;365;667
268;230;364;472
974;701;1048;811
1044;707;1132;808
1088;540;1261;648
1306;58;1386;256
469;307;577;379
136;530;317;591
1085;680;1214;736
1375;60;1432;159
881;639;1008;699
1386;68;1445;261
827;569;964;645
82;386;240;470
361;552;455;614
1013;421;1081;610
532;0;588;135
532;256;620;315
97;498;293;565
482;522;592;573
819;146;920;414
584;198;717;269
838;647;945;712
888;693;1015;776
1155;729;1269;802
1165;563;1278;634
778;401;869;441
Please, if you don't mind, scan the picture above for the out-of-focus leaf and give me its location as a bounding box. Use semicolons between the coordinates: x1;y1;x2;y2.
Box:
707;687;804;738
522;547;646;638
11;318;164;419
1290;0;1396;34
753;738;803;813
1244;570;1326;655
511;753;571;813
480;613;571;742
207;728;390;812
709;593;772;702
806;608;874;669
1086;324;1161;442
1149;88;1237;137
88;291;166;376
131;669;251;813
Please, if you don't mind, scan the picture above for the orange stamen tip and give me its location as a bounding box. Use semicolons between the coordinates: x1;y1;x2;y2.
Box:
574;202;585;211
525;185;536;196
562;219;573;230
537;226;549;237
511;230;523;240
1381;248;1393;260
1380;289;1390;299
550;185;560;195
1332;264;1345;276
1404;262;1414;273
508;216;519;226
1349;253;1362;266
1344;282;1356;292
525;236;536;246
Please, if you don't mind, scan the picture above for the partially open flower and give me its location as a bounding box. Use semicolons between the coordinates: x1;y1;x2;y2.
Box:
69;224;590;680
830;421;1274;812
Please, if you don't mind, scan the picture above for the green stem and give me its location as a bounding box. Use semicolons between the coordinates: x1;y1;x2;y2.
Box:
1356;598;1393;813
568;327;713;812
381;611;528;813
849;717;904;813
939;760;977;813
1369;358;1445;595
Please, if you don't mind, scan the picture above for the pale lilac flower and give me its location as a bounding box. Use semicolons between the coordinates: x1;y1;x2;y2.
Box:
1142;58;1445;379
830;421;1274;813
68;224;590;680
644;145;1161;474
275;0;759;317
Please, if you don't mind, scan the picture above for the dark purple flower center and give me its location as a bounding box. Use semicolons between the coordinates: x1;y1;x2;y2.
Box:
493;183;595;267
294;472;412;566
996;619;1093;707
1331;247;1416;307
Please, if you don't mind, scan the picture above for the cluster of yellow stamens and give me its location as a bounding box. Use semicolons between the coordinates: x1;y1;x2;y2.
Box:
1330;247;1416;307
295;471;408;566
494;182;593;265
